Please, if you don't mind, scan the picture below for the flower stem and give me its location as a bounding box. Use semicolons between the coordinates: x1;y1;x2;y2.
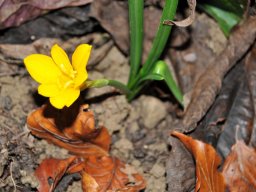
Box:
107;80;131;95
82;79;131;95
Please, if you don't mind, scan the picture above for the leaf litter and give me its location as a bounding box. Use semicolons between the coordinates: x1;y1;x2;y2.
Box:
1;0;254;190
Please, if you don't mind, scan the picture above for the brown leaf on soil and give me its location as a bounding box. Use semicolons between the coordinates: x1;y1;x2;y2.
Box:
163;0;196;27
222;140;256;192
90;0;129;54
172;131;225;192
177;16;256;133
90;0;162;62
35;156;77;192
166;136;195;192
244;44;256;147
27;103;110;157
0;0;92;29
81;172;100;192
82;156;146;192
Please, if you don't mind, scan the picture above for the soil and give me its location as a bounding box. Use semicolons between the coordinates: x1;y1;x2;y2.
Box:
0;4;227;192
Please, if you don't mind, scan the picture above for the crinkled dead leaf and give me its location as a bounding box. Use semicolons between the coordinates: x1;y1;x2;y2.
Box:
81;172;100;192
176;16;256;133
163;0;196;27
172;131;225;192
35;156;77;192
83;156;146;192
222;140;256;192
0;0;92;29
27;103;110;157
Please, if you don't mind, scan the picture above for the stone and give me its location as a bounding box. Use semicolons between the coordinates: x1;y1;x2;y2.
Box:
138;96;167;129
150;163;166;178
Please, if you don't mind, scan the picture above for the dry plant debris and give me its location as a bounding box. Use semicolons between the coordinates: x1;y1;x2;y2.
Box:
0;0;93;29
163;0;196;27
27;101;146;192
177;16;256;132
172;132;256;192
222;141;256;192
172;131;225;192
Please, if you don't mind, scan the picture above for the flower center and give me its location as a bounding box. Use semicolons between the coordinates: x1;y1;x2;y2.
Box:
59;63;77;79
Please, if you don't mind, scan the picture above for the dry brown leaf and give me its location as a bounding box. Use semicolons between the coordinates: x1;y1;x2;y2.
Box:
163;0;196;27
172;131;225;192
81;172;100;192
27;103;110;157
83;156;146;192
222;140;256;192
35;156;77;192
177;16;256;133
0;0;92;29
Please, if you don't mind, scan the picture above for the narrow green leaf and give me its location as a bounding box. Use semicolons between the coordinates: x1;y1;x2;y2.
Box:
127;0;144;87
205;0;247;16
200;4;241;36
143;60;183;105
139;74;164;82
140;0;179;76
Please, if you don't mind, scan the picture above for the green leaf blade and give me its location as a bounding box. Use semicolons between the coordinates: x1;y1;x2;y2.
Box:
127;0;144;87
200;4;242;36
143;60;183;105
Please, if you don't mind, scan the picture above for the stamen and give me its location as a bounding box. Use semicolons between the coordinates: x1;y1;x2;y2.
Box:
59;63;76;79
64;80;74;89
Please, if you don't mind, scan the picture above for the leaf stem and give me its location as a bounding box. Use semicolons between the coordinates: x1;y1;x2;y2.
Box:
127;0;144;88
128;0;179;100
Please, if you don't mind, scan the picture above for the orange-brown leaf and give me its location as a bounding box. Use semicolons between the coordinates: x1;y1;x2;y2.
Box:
82;156;146;192
172;131;225;192
222;140;256;192
27;103;110;157
81;172;100;192
35;156;77;192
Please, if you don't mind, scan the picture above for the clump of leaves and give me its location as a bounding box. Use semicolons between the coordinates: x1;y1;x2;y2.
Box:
27;102;146;192
172;131;256;191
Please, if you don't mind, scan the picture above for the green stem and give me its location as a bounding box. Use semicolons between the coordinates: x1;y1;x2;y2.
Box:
127;0;144;88
82;79;131;95
128;0;179;100
108;80;131;95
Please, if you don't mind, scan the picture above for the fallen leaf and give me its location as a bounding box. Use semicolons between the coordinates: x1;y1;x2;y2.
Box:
27;102;111;157
35;156;77;192
163;0;196;27
90;0;162;62
83;156;146;192
244;44;256;147
166;136;195;192
172;131;225;192
222;140;256;192
81;172;100;192
176;16;256;133
0;0;93;29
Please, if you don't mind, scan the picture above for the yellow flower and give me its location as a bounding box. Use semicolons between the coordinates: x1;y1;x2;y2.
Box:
24;44;92;109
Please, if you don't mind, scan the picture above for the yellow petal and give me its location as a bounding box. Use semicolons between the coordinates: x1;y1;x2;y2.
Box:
24;54;61;84
38;84;60;97
49;88;80;109
51;44;73;76
72;44;91;87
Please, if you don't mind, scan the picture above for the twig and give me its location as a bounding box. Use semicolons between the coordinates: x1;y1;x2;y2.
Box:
10;161;17;192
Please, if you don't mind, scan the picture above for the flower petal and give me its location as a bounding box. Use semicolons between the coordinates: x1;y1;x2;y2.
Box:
72;44;91;87
49;88;80;109
24;54;61;84
51;44;73;76
38;84;61;97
